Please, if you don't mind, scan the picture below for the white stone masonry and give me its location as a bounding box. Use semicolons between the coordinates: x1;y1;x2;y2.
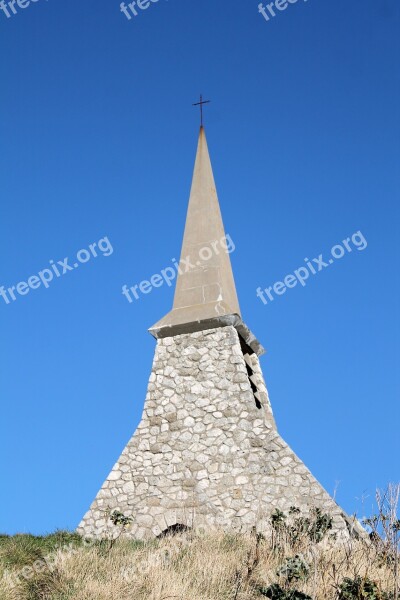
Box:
78;326;351;540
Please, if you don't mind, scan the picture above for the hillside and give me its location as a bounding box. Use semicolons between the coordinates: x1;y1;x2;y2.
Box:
1;502;398;600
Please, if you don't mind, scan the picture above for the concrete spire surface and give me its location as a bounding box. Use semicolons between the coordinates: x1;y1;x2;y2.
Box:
150;126;247;341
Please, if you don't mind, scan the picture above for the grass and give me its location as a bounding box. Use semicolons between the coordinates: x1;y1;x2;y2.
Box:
0;521;397;600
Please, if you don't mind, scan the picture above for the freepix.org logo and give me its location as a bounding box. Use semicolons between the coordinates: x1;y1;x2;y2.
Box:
122;234;235;303
256;231;367;305
0;0;47;19
258;0;309;23
120;0;160;21
0;237;114;305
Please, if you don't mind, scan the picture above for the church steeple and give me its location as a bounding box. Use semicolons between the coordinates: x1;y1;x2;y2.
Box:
149;127;264;356
78;122;355;543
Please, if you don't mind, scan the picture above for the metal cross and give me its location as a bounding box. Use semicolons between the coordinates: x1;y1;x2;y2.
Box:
192;94;211;127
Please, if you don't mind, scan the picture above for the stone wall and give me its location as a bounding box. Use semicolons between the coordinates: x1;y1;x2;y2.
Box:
78;326;351;540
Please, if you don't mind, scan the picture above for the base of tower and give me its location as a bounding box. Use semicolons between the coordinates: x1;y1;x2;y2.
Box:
78;326;361;541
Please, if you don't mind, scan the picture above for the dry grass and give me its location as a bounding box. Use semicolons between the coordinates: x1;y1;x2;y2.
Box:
0;526;397;600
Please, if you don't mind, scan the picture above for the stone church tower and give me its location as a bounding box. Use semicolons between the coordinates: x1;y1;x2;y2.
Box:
78;127;352;540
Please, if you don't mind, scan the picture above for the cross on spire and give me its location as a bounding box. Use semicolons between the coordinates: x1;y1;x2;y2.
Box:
192;94;211;127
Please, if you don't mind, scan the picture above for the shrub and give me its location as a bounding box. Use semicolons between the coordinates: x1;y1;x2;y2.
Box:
277;555;310;583
307;508;333;543
338;576;391;600
271;507;333;548
271;510;288;531
109;510;133;529
259;583;313;599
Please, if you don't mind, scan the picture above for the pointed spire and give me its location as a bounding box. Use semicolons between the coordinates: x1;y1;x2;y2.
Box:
174;127;241;313
149;127;264;356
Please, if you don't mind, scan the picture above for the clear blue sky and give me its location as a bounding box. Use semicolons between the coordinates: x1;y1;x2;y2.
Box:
0;0;399;535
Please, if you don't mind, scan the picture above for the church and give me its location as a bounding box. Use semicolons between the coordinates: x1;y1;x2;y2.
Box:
78;121;354;540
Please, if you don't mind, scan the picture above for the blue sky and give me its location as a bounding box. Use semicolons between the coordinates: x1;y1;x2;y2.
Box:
0;0;399;534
